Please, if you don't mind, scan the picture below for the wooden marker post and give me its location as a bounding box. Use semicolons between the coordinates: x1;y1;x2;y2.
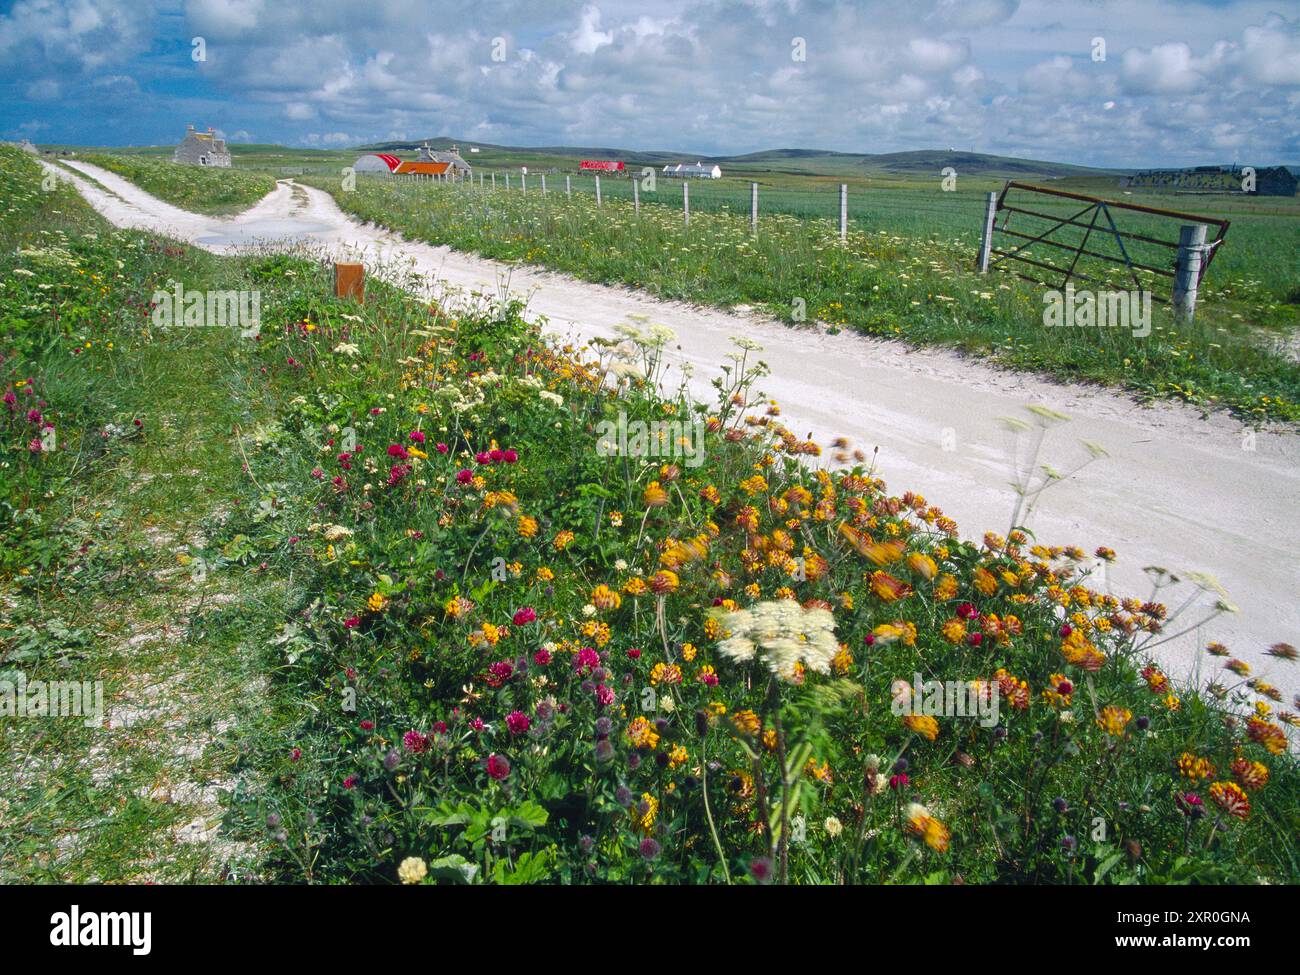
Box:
334;262;365;302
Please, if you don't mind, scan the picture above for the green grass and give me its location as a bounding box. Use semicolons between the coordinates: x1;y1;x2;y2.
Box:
77;153;277;215
0;145;299;881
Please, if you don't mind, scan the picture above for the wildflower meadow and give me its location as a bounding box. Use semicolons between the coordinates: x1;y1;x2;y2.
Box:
3;143;1297;886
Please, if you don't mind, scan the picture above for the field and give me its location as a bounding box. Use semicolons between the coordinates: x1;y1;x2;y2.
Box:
3;142;1298;884
298;169;1300;422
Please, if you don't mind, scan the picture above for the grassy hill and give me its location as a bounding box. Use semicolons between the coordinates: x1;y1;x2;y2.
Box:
357;137;1118;180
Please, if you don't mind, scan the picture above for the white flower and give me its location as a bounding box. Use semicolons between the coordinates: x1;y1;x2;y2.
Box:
714;601;838;680
397;857;427;885
824;816;843;838
333;342;361;356
539;390;564;407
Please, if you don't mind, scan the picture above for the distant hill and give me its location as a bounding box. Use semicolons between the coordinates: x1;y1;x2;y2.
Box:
357;138;1123;180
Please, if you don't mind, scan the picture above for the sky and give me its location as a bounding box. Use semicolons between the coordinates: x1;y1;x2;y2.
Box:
1;0;1297;168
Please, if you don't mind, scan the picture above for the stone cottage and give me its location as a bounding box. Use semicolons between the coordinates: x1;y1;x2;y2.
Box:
173;125;231;167
416;142;471;177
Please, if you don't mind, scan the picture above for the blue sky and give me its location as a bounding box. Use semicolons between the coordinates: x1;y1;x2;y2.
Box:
1;0;1297;167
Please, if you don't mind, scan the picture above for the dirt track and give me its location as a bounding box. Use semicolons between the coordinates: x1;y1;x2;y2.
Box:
49;159;1300;698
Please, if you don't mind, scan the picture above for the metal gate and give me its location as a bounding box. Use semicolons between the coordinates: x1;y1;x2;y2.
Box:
983;181;1230;303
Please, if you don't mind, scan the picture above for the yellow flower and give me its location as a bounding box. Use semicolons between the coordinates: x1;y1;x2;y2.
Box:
907;553;937;580
591;584;622;611
935;573;958;600
634;792;659;834
649;570;679;594
972;566;998;596
367;592;388;613
831;646;853;676
643;481;669;507
553;530;574;550
625;716;660;750
517;515;539;538
904;804;950;852
731;709;761;736
1208;781;1250;820
649;662;683;686
1096;705;1132;737
1230;757;1268;791
903;713;939;741
1177;752;1213;781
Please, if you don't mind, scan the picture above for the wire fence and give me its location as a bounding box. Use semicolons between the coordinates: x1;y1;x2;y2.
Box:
340;168;993;247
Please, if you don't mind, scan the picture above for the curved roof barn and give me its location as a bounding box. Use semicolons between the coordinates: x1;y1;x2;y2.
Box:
353;153;403;172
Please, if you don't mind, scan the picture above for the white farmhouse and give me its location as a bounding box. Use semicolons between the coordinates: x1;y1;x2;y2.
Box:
662;161;722;179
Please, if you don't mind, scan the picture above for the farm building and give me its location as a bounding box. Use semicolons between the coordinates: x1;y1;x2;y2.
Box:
353;152;459;179
395;161;450;176
416;143;471;176
353;153;403;173
173;125;231;167
662;162;722;179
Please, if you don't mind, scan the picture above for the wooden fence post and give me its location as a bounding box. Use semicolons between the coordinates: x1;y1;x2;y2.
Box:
683;181;689;226
633;178;639;213
1172;223;1208;321
521;173;526;195
595;175;601;207
541;174;546;195
566;175;572;197
978;192;997;273
751;181;758;234
839;184;847;241
491;173;496;190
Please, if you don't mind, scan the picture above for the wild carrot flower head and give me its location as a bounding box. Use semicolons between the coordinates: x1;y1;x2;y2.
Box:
715;600;838;681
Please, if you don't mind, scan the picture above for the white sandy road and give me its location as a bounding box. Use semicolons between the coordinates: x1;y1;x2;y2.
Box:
47;160;1300;700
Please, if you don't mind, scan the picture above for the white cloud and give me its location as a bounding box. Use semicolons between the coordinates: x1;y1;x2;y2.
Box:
1;1;1297;167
